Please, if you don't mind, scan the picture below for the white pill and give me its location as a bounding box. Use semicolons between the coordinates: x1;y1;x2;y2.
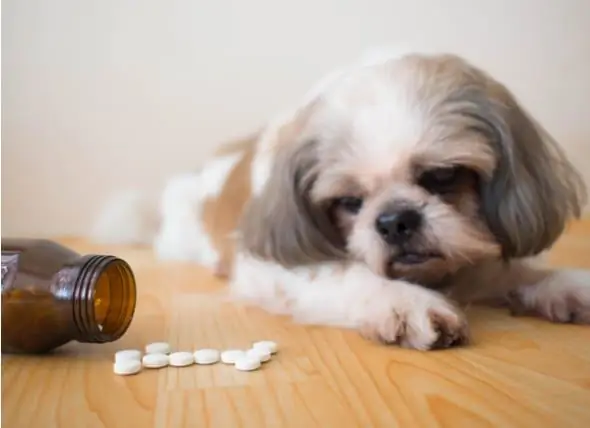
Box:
142;353;169;369
145;342;171;355
169;352;195;367
115;349;142;363
247;347;271;363
113;359;142;375
252;340;278;354
220;349;246;365
194;349;220;365
234;355;262;372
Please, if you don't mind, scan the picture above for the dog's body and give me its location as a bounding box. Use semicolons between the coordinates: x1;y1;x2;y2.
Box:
99;48;590;350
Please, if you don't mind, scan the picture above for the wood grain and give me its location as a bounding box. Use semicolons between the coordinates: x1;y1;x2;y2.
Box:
3;220;590;428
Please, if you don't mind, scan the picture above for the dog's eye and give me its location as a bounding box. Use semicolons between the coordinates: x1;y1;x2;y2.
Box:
335;197;363;214
418;167;461;193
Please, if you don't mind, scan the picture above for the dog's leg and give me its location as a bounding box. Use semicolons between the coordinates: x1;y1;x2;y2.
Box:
230;254;469;350
452;259;590;324
506;266;590;324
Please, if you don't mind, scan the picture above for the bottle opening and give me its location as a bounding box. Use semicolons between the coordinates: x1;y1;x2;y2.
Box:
74;256;137;343
93;260;136;336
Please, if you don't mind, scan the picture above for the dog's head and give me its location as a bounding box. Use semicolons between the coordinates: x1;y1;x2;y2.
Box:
241;52;587;286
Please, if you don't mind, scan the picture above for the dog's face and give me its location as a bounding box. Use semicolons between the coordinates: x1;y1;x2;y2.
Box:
242;53;586;286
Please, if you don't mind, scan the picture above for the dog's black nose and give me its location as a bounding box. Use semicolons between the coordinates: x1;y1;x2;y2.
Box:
375;209;422;244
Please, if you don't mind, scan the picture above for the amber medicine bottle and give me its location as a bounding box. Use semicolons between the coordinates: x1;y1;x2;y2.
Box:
1;238;137;354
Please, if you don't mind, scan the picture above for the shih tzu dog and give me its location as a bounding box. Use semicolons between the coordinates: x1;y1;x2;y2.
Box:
96;48;589;350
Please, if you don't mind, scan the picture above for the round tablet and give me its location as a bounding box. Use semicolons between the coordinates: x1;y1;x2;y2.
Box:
194;349;220;365
169;352;195;367
142;353;169;369
115;349;142;363
145;342;171;355
114;359;142;376
252;340;278;354
220;349;246;365
247;347;271;363
235;355;262;372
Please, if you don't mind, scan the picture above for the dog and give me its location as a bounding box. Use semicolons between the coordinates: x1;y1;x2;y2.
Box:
94;48;589;350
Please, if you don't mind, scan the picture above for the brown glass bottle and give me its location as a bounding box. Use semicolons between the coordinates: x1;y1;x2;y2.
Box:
1;238;137;354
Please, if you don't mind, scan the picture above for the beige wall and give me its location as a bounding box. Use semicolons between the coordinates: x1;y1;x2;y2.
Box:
2;0;590;237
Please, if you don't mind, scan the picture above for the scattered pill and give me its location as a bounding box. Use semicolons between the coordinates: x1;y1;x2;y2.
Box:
169;352;195;367
114;359;142;376
234;355;262;372
220;349;246;365
142;353;169;369
252;340;278;354
113;341;278;376
145;342;171;355
247;347;271;363
194;349;220;365
115;349;142;363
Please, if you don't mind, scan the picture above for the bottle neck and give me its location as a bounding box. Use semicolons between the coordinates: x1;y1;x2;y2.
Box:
72;255;137;344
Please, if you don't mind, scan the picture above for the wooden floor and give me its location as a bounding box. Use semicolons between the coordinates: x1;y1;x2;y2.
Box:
3;220;590;428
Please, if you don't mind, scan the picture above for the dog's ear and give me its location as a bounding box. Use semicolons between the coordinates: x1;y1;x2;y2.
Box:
479;84;587;258
240;137;346;267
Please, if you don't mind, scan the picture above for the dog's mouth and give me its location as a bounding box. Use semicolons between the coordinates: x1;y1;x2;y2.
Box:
392;251;442;265
384;250;447;283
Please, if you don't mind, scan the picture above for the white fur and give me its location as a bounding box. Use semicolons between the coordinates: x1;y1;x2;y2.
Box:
251;46;415;195
230;252;464;350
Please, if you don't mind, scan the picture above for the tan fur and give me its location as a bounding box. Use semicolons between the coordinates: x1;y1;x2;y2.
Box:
202;137;256;276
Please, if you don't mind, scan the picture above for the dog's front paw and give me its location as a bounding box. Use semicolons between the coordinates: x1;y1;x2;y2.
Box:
360;290;469;350
509;270;590;324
